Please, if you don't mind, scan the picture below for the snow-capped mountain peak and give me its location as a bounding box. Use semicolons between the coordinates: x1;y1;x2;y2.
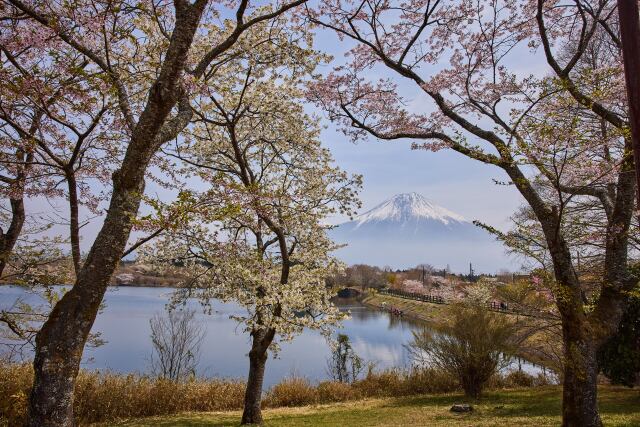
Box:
330;192;510;271
354;193;466;227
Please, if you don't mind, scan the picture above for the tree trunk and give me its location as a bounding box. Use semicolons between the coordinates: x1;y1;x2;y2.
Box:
24;2;207;422
0;197;25;277
617;0;640;206
66;171;81;276
27;170;146;427
561;324;602;427
241;332;271;425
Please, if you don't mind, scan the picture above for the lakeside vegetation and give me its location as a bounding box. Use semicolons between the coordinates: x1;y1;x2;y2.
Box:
1;362;553;426
365;292;564;374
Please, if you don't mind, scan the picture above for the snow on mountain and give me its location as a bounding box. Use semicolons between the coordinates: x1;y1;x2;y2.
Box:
354;193;466;227
329;193;514;273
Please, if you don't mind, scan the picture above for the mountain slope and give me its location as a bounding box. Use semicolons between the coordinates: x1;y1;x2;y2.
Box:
329;193;512;273
353;192;465;226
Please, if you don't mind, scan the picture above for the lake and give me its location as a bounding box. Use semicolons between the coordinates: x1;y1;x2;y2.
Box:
0;286;425;386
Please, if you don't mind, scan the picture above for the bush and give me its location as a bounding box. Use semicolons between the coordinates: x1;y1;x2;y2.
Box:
487;369;555;390
316;381;360;402
326;334;364;383
354;369;407;397
503;370;534;387
408;303;522;398
264;377;317;407
149;309;205;381
353;367;459;397
0;363;31;426
402;367;459;395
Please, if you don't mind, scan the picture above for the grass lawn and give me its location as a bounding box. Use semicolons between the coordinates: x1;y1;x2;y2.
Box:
363;293;530;324
109;386;640;426
362;292;450;323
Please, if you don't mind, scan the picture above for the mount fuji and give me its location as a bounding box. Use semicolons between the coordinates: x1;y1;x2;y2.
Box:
329;193;512;273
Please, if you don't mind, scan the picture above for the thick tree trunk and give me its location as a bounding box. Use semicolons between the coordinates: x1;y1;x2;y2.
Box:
617;0;640;205
241;340;268;425
535;218;603;427
241;330;272;425
24;1;207;422
27;172;146;427
561;327;601;427
0;197;25;277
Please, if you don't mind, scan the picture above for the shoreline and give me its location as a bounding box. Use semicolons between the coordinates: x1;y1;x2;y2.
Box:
363;292;559;375
361;292;447;325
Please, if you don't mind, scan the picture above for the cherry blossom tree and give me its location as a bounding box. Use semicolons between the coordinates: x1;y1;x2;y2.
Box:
142;37;360;423
0;27;68;277
0;12;114;364
0;39;122;276
1;0;312;424
308;1;635;425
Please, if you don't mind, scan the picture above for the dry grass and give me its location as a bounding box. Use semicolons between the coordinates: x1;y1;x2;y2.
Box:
264;377;319;407
0;363;551;426
0;363;245;426
315;381;359;402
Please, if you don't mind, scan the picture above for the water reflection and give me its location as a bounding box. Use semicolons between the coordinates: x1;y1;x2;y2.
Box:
0;286;425;386
0;286;547;386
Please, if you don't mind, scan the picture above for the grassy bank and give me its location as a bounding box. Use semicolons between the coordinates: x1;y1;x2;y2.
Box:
108;386;640;426
362;292;537;323
362;292;450;323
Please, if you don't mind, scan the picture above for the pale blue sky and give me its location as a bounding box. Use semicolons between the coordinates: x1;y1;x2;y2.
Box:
27;20;531;259
311;27;525;230
320;123;524;229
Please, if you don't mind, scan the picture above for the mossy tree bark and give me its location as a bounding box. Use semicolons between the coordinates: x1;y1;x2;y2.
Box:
241;328;275;425
20;2;207;424
561;332;601;427
0;198;25;277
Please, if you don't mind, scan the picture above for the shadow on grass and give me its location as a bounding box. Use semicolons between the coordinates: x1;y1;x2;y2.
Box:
380;387;558;407
382;386;639;421
116;414;239;427
598;387;640;416
115;386;640;427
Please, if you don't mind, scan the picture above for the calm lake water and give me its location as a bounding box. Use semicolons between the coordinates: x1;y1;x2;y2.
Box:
1;286;425;386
